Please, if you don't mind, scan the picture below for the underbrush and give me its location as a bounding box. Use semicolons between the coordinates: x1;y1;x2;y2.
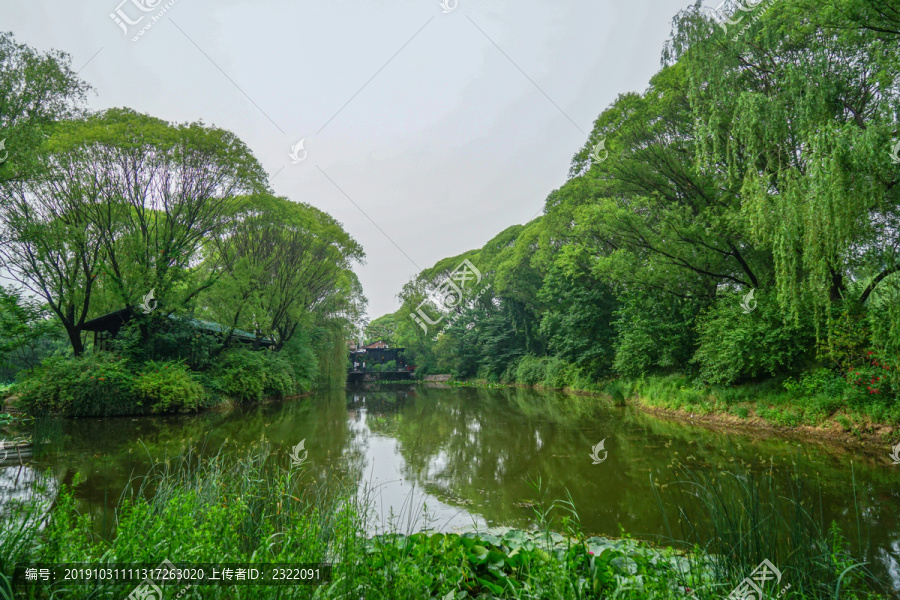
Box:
509;356;605;394
14;353;138;417
495;344;900;433
132;361;210;413
206;348;298;402
11;348;305;417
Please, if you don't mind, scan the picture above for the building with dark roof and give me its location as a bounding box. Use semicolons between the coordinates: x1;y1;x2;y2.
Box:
82;308;275;352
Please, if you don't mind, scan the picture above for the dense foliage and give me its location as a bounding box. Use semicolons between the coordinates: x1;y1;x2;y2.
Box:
207;349;298;403
132;361;209;413
368;1;900;427
14;353;137;417
0;32;365;408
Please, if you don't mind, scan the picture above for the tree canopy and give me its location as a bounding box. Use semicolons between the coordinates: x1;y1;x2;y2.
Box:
0;33;365;369
373;0;900;399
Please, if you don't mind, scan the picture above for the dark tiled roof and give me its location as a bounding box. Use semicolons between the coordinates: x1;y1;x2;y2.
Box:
82;309;273;343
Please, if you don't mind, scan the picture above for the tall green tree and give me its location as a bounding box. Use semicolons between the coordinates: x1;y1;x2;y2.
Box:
56;109;269;322
0;31;90;185
365;313;397;345
0;155;107;355
0;285;59;380
667;2;900;323
208;194;364;350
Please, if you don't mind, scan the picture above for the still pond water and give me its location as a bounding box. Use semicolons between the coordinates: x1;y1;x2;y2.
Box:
3;384;899;590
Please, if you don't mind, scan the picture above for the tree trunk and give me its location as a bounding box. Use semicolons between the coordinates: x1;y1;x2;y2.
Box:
829;269;846;302
65;325;85;356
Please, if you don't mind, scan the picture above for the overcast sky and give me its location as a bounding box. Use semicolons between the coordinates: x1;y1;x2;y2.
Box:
5;0;691;321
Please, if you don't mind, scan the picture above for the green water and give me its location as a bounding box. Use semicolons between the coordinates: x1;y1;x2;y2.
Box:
3;384;899;590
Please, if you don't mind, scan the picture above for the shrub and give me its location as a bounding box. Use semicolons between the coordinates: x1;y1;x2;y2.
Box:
209;348;296;402
15;352;137;417
370;360;397;373
132;361;208;413
514;355;550;386
692;290;815;385
109;317;224;369
282;333;319;392
543;356;571;389
845;350;895;404
613;291;703;378
603;380;629;406
783;368;849;399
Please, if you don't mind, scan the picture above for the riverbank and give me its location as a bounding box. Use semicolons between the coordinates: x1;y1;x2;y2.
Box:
0;444;698;599
441;374;900;450
1;442;889;599
1;349;316;419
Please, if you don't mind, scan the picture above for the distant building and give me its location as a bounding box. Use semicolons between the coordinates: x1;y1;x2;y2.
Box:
348;343;415;383
362;340;390;349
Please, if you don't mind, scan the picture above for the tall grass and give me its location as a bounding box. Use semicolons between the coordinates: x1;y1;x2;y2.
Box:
1;443;890;599
626;373;900;432
3;441;371;599
651;454;889;598
0;468;55;600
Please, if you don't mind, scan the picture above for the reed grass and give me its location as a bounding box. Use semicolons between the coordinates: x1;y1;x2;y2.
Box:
0;442;890;599
651;453;889;599
0;468;55;600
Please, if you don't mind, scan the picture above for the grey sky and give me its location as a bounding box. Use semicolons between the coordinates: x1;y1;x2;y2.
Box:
5;0;691;321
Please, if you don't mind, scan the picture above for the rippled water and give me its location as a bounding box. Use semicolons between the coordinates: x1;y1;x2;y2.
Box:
2;384;898;590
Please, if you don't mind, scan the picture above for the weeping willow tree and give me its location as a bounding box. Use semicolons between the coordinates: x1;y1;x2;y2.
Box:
313;321;350;390
665;1;900;367
311;271;366;389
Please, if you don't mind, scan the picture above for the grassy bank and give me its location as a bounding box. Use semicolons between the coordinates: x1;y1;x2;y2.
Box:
442;371;900;446
0;444;890;599
613;374;900;445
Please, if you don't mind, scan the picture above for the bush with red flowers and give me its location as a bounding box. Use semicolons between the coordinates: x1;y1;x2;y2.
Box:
846;350;896;404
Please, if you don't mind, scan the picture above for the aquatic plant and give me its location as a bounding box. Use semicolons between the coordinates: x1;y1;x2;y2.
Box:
652;455;889;598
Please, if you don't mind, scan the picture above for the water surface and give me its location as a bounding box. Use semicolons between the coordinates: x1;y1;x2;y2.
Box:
3;384;898;590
